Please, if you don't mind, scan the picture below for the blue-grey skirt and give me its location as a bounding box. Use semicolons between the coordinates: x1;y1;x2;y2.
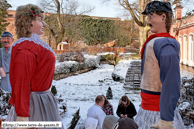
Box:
6;90;63;129
134;107;185;129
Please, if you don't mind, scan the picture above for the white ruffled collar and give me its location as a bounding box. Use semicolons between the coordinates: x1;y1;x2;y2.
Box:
11;34;55;56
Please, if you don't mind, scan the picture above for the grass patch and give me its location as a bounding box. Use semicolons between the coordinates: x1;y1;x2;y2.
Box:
130;52;140;60
102;54;114;60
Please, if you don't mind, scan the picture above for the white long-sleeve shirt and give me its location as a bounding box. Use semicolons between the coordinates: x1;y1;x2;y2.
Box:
87;104;106;129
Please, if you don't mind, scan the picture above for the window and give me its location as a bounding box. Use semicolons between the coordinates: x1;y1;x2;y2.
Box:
7;14;13;17
184;35;187;42
183;35;187;60
189;35;193;61
179;36;182;60
179;36;182;43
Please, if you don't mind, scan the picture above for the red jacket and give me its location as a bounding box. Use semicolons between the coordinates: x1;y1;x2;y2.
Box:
9;36;55;117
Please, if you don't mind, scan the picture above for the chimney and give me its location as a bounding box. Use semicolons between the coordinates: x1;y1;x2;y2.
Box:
174;2;183;20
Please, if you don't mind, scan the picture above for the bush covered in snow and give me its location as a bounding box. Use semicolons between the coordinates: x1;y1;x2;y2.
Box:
178;77;194;127
58;52;85;62
0;89;11;120
55;55;101;74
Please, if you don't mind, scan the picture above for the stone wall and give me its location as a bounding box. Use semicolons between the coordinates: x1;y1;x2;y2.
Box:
54;67;95;80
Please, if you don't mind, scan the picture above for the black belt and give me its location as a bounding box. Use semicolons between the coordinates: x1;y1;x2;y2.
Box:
6;72;9;74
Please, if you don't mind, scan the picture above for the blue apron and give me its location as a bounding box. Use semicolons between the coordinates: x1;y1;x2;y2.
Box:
1;48;11;92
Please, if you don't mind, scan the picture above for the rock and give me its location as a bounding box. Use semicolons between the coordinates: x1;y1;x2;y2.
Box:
112;72;124;82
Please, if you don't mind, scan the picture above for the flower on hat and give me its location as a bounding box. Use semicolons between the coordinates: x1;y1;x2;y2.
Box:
17;6;44;19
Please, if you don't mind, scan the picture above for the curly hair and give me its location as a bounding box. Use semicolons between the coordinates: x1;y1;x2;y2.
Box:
119;95;130;107
155;12;173;33
15;4;44;39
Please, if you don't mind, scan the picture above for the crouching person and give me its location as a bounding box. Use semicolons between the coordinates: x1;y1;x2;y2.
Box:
103;115;138;129
85;95;106;129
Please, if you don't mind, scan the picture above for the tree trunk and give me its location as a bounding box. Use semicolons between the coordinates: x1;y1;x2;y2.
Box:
55;0;66;49
56;27;65;49
139;26;149;53
55;36;58;49
129;20;133;45
138;1;149;53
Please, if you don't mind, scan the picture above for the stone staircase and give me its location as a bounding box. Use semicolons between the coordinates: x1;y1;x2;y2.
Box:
123;60;141;90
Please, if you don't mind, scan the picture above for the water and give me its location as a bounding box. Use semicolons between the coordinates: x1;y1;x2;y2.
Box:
180;64;194;79
180;64;194;74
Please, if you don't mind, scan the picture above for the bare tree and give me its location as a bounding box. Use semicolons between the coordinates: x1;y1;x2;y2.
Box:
39;0;95;49
102;0;194;52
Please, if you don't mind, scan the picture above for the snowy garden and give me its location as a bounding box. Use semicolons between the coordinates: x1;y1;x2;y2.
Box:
53;52;142;128
53;52;194;128
0;52;194;129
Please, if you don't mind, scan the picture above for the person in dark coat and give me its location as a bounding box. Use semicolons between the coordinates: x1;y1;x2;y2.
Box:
116;95;137;119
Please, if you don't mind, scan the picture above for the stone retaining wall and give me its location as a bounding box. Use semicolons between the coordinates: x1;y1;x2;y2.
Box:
53;67;95;80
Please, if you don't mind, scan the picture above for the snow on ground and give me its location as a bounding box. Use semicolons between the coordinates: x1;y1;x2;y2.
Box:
53;54;194;129
180;69;194;79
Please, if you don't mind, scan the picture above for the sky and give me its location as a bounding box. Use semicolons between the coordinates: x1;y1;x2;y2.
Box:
7;0;122;19
7;0;194;20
